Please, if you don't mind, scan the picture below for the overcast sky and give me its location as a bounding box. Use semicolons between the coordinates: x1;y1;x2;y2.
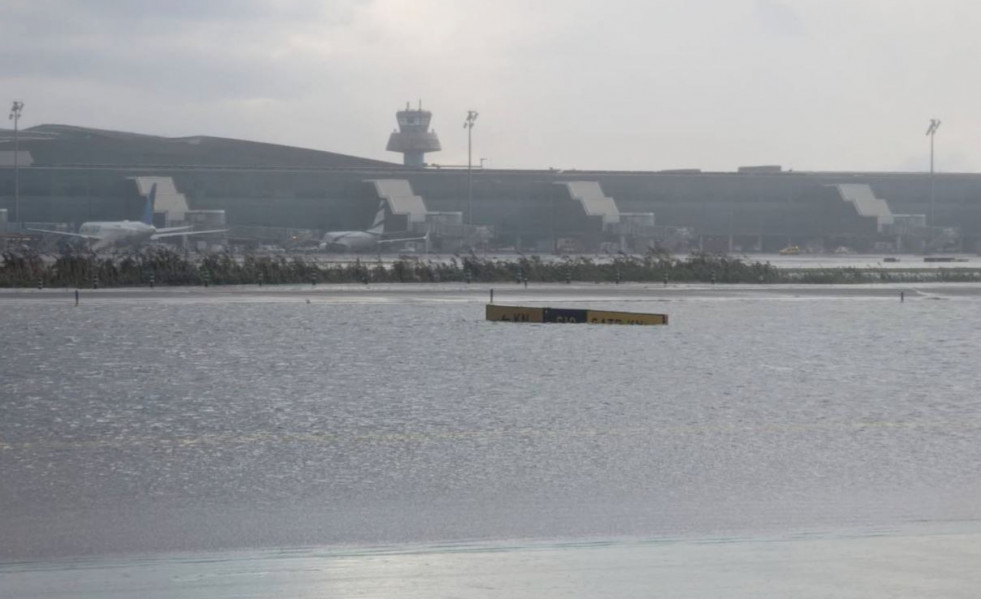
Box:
2;0;978;172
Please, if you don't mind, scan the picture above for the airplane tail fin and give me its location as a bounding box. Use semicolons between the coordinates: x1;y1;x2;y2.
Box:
367;201;386;235
141;184;157;225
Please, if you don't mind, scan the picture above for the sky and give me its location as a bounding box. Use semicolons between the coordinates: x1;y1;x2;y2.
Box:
1;0;979;172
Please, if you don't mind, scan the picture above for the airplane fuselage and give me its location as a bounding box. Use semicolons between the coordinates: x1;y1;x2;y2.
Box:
78;221;157;249
28;183;221;251
319;231;380;252
317;200;425;252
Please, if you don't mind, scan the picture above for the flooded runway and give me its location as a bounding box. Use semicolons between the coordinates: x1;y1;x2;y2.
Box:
2;284;980;595
4;526;980;598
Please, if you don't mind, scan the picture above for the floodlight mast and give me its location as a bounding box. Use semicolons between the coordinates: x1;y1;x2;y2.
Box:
926;118;941;228
464;110;479;228
9;100;24;223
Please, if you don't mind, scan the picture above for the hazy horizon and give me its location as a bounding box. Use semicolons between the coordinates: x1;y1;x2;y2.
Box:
2;0;978;172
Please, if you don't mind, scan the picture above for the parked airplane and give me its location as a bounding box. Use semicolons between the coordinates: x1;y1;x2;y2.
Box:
319;201;428;252
29;184;226;250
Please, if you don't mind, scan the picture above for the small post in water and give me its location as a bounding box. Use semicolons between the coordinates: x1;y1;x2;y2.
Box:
74;289;79;306
900;291;904;303
490;288;494;304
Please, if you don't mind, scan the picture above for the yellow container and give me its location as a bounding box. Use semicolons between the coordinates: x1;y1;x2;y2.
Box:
485;305;545;323
486;305;667;325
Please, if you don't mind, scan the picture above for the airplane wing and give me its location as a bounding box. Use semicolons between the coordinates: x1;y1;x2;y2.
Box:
154;226;193;234
27;228;102;241
151;228;228;240
376;232;429;245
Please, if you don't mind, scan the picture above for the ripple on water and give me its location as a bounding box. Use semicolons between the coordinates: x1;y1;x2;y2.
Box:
1;293;980;558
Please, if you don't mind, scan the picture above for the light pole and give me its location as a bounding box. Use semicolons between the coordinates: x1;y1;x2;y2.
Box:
9;100;24;224
464;110;478;227
926;118;941;228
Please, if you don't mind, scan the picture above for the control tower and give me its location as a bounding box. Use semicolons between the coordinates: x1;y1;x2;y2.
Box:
386;101;441;167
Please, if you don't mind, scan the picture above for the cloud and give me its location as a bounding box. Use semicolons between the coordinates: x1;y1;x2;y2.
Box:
0;1;365;100
2;0;981;172
754;0;805;37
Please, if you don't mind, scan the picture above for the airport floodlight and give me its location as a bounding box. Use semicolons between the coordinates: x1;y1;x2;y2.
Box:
9;100;24;223
464;110;479;229
926;118;942;228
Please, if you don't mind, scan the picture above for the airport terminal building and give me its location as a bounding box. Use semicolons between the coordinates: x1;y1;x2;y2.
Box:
1;121;979;254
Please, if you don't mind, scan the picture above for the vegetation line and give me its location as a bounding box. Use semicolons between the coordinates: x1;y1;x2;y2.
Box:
2;249;980;288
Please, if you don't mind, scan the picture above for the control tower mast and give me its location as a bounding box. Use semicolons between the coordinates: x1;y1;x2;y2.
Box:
386;101;441;167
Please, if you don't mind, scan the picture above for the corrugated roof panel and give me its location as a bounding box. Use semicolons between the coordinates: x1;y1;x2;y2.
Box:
370;179;428;223
831;183;894;231
563;181;620;225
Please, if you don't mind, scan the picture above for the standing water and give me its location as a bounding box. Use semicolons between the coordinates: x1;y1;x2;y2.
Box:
1;284;980;597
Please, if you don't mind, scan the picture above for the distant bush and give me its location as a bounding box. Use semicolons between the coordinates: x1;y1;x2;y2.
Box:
2;247;980;288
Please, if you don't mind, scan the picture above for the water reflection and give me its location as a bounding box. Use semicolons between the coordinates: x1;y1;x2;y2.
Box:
1;287;980;562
